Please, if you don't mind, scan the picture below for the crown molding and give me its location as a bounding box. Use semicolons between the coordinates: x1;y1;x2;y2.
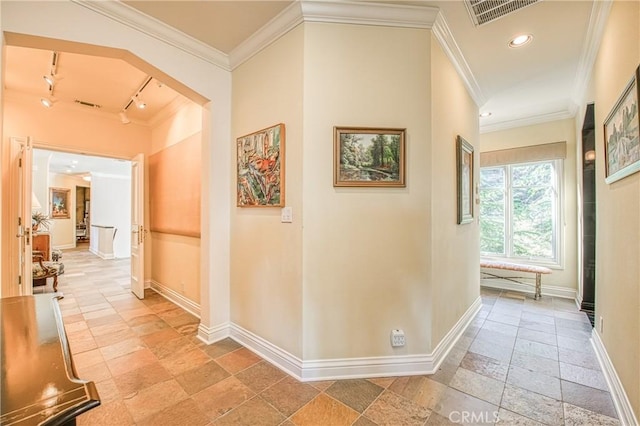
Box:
299;0;439;28
432;12;486;107
230;1;441;69
228;1;306;70
70;0;231;71
571;0;613;108
480;108;575;134
75;0;481;114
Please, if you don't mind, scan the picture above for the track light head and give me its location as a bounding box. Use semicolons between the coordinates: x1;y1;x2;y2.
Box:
133;95;146;110
43;74;55;86
119;111;131;124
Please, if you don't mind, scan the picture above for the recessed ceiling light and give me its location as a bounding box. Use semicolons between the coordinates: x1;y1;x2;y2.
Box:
40;98;53;108
509;34;533;48
479;112;492;118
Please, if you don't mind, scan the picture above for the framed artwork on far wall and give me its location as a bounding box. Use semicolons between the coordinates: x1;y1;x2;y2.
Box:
333;126;406;187
50;187;71;219
456;135;474;224
236;123;285;207
604;66;640;184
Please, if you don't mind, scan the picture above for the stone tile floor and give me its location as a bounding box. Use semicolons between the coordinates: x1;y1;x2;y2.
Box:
46;248;619;425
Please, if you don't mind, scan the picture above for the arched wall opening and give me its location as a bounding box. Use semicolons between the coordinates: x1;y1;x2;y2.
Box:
1;0;232;334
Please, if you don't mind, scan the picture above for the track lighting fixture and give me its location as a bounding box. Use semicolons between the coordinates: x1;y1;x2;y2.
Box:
43;74;55;86
132;94;146;110
119;111;131;124
117;76;153;124
40;52;59;108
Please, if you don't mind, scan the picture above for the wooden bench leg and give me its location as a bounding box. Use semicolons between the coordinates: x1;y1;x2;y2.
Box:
535;273;542;300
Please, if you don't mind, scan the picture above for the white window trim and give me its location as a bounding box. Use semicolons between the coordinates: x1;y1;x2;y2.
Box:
480;159;564;269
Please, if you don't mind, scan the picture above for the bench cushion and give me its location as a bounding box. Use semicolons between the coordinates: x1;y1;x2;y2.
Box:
480;259;551;274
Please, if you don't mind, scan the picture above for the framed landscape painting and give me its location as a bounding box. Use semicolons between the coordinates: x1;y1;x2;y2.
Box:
236;123;285;207
50;187;70;219
604;66;640;184
457;135;474;224
334;127;406;187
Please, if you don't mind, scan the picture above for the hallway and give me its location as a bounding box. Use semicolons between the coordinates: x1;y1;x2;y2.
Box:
51;249;619;425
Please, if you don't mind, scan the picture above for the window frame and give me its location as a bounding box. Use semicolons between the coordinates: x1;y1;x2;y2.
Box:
480;158;564;269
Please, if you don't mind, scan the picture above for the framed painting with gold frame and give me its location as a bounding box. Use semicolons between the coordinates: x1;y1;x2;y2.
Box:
333;126;406;187
236;123;285;207
604;66;640;184
50;187;70;219
457;135;474;224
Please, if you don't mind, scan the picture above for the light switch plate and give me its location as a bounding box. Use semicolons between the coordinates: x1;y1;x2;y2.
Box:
281;207;293;223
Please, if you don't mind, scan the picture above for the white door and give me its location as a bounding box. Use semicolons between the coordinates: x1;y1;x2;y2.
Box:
130;153;145;299
13;137;33;296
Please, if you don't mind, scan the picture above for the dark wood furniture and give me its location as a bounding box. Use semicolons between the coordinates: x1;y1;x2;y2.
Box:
0;294;100;425
33;252;59;292
33;233;51;261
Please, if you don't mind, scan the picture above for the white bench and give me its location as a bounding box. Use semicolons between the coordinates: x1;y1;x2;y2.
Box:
480;259;552;300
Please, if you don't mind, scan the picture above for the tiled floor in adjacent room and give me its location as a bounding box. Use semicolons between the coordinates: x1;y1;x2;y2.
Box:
48;248;620;425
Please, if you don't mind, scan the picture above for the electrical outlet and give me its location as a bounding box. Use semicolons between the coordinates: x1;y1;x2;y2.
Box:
599;316;604;334
391;329;405;347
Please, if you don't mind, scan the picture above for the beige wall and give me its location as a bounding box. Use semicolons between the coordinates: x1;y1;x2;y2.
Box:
150;101;202;304
591;0;640;417
430;39;480;345
231;22;479;361
231;25;304;357
480;119;578;292
303;23;433;359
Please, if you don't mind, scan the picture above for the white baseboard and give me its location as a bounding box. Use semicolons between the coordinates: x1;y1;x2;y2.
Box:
575;292;584;310
430;295;482;371
225;296;481;382
89;247;114;259
149;279;200;318
300;353;435;382
481;279;577;300
591;331;639;426
230;324;304;380
198;322;231;345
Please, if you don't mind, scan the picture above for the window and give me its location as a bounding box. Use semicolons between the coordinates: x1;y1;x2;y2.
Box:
480;159;562;266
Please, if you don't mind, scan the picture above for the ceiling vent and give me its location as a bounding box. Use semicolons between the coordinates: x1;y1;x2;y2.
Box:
465;0;540;26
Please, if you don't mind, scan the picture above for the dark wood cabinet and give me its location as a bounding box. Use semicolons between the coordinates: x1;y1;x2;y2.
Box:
33;233;51;261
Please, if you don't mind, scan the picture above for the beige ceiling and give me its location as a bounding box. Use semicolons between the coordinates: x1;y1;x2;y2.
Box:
124;1;293;54
4;45;185;124
3;0;598;134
